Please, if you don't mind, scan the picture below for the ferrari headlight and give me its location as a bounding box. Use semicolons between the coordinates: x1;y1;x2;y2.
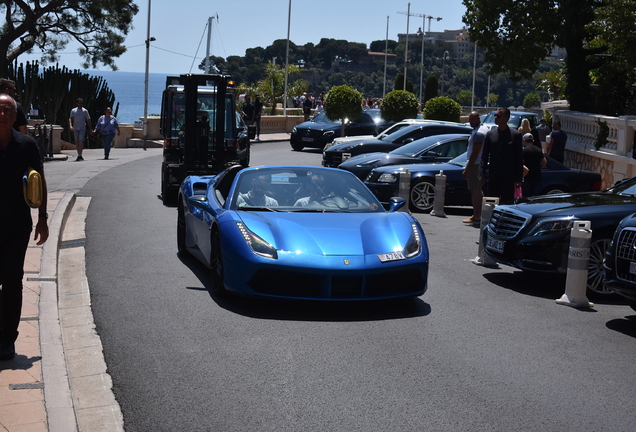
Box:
377;173;398;183
527;217;575;237
236;222;278;259
404;223;422;258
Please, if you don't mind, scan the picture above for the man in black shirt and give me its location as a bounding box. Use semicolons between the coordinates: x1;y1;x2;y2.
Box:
522;133;547;197
0;79;28;134
480;107;524;204
242;95;255;125
0;94;48;360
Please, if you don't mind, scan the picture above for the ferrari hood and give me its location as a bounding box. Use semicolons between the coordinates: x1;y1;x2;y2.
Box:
237;211;414;256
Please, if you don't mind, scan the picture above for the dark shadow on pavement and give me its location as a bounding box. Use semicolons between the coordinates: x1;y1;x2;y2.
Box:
0;355;41;371
606;315;636;338
178;252;431;322
483;270;623;306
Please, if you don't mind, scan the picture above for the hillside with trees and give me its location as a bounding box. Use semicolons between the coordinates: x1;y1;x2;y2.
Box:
198;37;563;110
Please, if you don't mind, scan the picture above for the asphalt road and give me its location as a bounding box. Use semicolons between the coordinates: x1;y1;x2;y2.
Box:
81;140;636;432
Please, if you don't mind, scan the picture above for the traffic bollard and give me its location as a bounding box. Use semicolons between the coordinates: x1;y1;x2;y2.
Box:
430;170;447;217
398;168;410;212
472;197;499;266
556;220;595;308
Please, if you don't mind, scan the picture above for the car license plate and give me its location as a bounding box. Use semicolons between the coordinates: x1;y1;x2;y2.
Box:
630;262;636;275
301;137;314;142
378;251;405;263
486;237;505;253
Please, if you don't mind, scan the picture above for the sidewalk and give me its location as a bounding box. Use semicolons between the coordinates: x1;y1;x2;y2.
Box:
0;133;289;431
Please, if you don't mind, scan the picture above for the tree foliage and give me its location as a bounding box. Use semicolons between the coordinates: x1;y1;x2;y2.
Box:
462;0;600;112
523;92;542;108
380;90;419;122
423;97;462;123
324;85;362;136
0;1;139;74
425;75;439;102
455;89;474;106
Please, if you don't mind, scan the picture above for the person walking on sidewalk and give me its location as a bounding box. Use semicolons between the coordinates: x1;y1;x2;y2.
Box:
94;107;120;160
253;94;264;141
69;98;92;161
0;94;49;361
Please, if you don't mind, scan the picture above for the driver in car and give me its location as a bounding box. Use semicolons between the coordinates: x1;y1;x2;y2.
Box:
294;174;329;206
237;174;279;207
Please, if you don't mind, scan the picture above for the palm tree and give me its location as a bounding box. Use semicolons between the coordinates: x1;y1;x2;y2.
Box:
536;69;566;101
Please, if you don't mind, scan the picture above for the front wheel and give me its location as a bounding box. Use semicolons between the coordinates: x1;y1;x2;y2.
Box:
409;179;435;212
587;237;613;296
291;142;304;151
177;202;189;257
211;230;227;297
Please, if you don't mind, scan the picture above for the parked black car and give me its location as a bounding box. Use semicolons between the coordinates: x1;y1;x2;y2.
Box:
482;176;636;297
339;134;470;180
290;109;391;151
322;121;472;167
365;153;601;213
481;110;540;130
604;213;636;310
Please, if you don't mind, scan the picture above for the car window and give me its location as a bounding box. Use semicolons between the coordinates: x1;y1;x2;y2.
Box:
230;168;384;212
378;122;416;140
311;112;340;124
432;140;468;158
353;113;372;123
391;135;446;156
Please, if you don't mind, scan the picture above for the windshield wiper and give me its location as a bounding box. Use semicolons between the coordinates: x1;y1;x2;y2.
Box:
237;206;279;212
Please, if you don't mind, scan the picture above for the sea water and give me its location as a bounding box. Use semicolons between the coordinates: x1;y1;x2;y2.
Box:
85;70;170;124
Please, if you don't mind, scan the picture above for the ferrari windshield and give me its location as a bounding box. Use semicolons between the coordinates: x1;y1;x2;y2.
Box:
231;167;384;212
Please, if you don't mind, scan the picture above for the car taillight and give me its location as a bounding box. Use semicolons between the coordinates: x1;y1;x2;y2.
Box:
592;180;602;190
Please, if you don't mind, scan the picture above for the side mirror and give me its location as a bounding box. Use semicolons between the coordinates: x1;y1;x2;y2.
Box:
388;196;406;212
422;151;438;160
188;195;211;211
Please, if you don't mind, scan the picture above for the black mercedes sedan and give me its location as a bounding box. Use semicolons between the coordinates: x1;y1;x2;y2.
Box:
604;212;636;310
338;134;469;180
322;121;472;167
483;176;636;297
365;153;601;212
290;109;391;151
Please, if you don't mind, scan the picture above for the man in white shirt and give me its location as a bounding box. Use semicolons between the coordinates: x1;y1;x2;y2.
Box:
68;98;92;161
462;111;489;224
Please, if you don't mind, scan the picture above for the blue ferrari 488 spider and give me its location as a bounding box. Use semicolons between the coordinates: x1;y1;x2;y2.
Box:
177;165;429;300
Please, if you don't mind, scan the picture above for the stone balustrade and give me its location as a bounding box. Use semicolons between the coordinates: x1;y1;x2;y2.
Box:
552;110;636;187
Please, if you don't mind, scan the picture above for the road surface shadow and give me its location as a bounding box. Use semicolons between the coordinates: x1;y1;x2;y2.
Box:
179;252;431;322
606;315;636;338
483;270;623;306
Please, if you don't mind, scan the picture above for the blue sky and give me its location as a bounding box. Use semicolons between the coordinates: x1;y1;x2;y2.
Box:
17;0;468;74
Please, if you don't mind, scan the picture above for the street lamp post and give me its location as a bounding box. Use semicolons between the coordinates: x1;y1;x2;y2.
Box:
383;15;389;98
283;0;292;117
441;50;449;95
417;25;424;103
403;3;410;91
143;0;154;149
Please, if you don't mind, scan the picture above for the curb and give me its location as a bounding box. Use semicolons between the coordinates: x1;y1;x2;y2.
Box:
39;192;79;432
